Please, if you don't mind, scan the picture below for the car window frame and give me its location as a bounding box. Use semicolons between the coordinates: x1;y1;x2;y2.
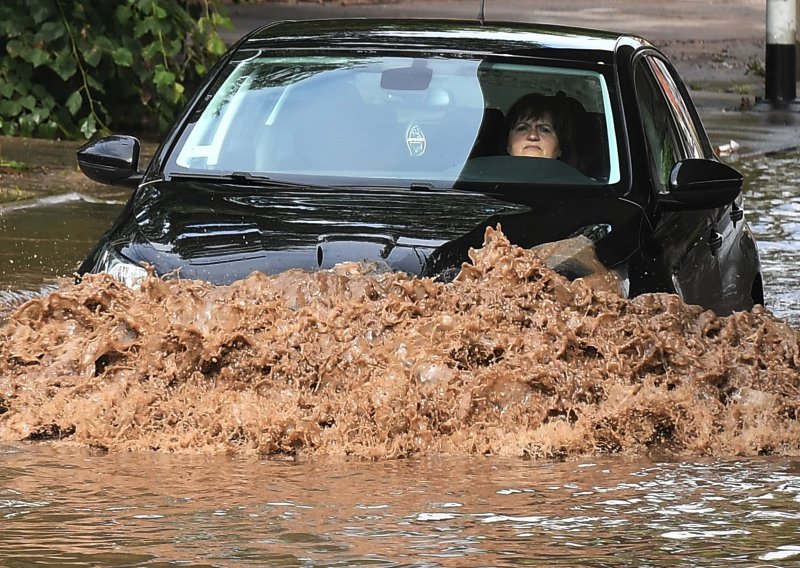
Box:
646;56;706;159
632;50;715;194
633;54;685;193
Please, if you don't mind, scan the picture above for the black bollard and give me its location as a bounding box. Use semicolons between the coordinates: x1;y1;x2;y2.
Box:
764;0;799;108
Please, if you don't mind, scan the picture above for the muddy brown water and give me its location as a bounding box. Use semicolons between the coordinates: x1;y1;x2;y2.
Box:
0;150;798;566
2;446;800;566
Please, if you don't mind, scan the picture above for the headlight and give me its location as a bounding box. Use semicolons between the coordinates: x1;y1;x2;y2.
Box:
95;246;149;289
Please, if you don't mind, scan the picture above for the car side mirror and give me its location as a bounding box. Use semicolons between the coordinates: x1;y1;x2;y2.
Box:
77;135;143;188
658;158;743;211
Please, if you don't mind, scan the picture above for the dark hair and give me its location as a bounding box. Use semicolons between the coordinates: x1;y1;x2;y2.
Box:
504;92;578;167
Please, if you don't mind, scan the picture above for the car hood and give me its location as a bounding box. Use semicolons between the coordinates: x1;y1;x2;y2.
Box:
118;180;646;284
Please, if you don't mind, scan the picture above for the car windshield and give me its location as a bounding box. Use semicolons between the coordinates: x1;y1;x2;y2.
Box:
168;53;620;189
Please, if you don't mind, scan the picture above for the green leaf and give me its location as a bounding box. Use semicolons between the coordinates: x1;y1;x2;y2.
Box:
112;47;133;67
154;68;176;88
94;36;115;53
0;98;23;117
36;20;65;42
51;51;78;81
19;113;37;136
83;45;102;67
168;38;182;57
0;82;13;98
6;38;32;60
0;19;17;39
37;120;58;138
206;35;226;56
142;41;161;61
133;18;155;38
168;81;185;103
212;12;233;31
66;90;82;115
2;121;19;136
20;94;37;111
85;75;104;92
29;47;50;68
31;83;50;101
133;0;152;16
52;106;75;130
30;0;54;25
80;115;97;139
26;107;45;125
115;4;132;24
6;60;33;82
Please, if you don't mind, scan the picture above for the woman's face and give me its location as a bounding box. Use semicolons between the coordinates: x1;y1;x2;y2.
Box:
507;112;561;159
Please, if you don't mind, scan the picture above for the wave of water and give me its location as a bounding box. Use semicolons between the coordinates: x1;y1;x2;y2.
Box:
0;191;125;213
1;228;797;458
0;284;58;320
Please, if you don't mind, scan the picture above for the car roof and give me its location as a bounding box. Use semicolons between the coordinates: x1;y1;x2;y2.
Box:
242;19;647;64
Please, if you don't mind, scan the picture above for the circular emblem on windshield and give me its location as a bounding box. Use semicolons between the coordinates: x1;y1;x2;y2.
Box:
406;122;426;156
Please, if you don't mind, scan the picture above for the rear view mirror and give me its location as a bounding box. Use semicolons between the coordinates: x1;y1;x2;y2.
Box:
381;63;433;91
659;158;743;211
77;135;143;188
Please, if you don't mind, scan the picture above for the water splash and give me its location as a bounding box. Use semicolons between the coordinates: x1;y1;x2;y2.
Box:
1;227;797;458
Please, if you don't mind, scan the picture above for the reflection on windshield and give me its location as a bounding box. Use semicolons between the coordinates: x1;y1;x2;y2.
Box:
170;55;618;188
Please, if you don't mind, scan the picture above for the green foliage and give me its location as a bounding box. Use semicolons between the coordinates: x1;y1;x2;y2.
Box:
0;0;232;139
0;158;30;171
745;58;766;78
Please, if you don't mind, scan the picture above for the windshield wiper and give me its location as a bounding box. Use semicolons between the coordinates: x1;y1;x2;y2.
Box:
229;171;304;186
165;171;330;190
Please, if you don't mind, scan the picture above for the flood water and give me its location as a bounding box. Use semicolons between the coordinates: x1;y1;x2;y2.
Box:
0;190;128;314
742;151;800;326
2;447;800;566
0;150;799;566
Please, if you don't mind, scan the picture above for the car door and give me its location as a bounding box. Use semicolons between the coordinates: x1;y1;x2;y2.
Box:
633;53;726;312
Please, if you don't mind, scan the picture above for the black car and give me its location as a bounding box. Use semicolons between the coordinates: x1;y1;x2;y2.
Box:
76;19;763;315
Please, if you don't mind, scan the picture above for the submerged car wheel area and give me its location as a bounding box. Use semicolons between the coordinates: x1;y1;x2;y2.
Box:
77;19;762;315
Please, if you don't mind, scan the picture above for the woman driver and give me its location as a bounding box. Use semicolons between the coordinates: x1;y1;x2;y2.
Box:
505;92;577;167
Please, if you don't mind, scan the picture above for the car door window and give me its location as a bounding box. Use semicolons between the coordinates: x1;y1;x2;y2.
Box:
635;60;678;192
634;55;704;193
646;57;705;160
